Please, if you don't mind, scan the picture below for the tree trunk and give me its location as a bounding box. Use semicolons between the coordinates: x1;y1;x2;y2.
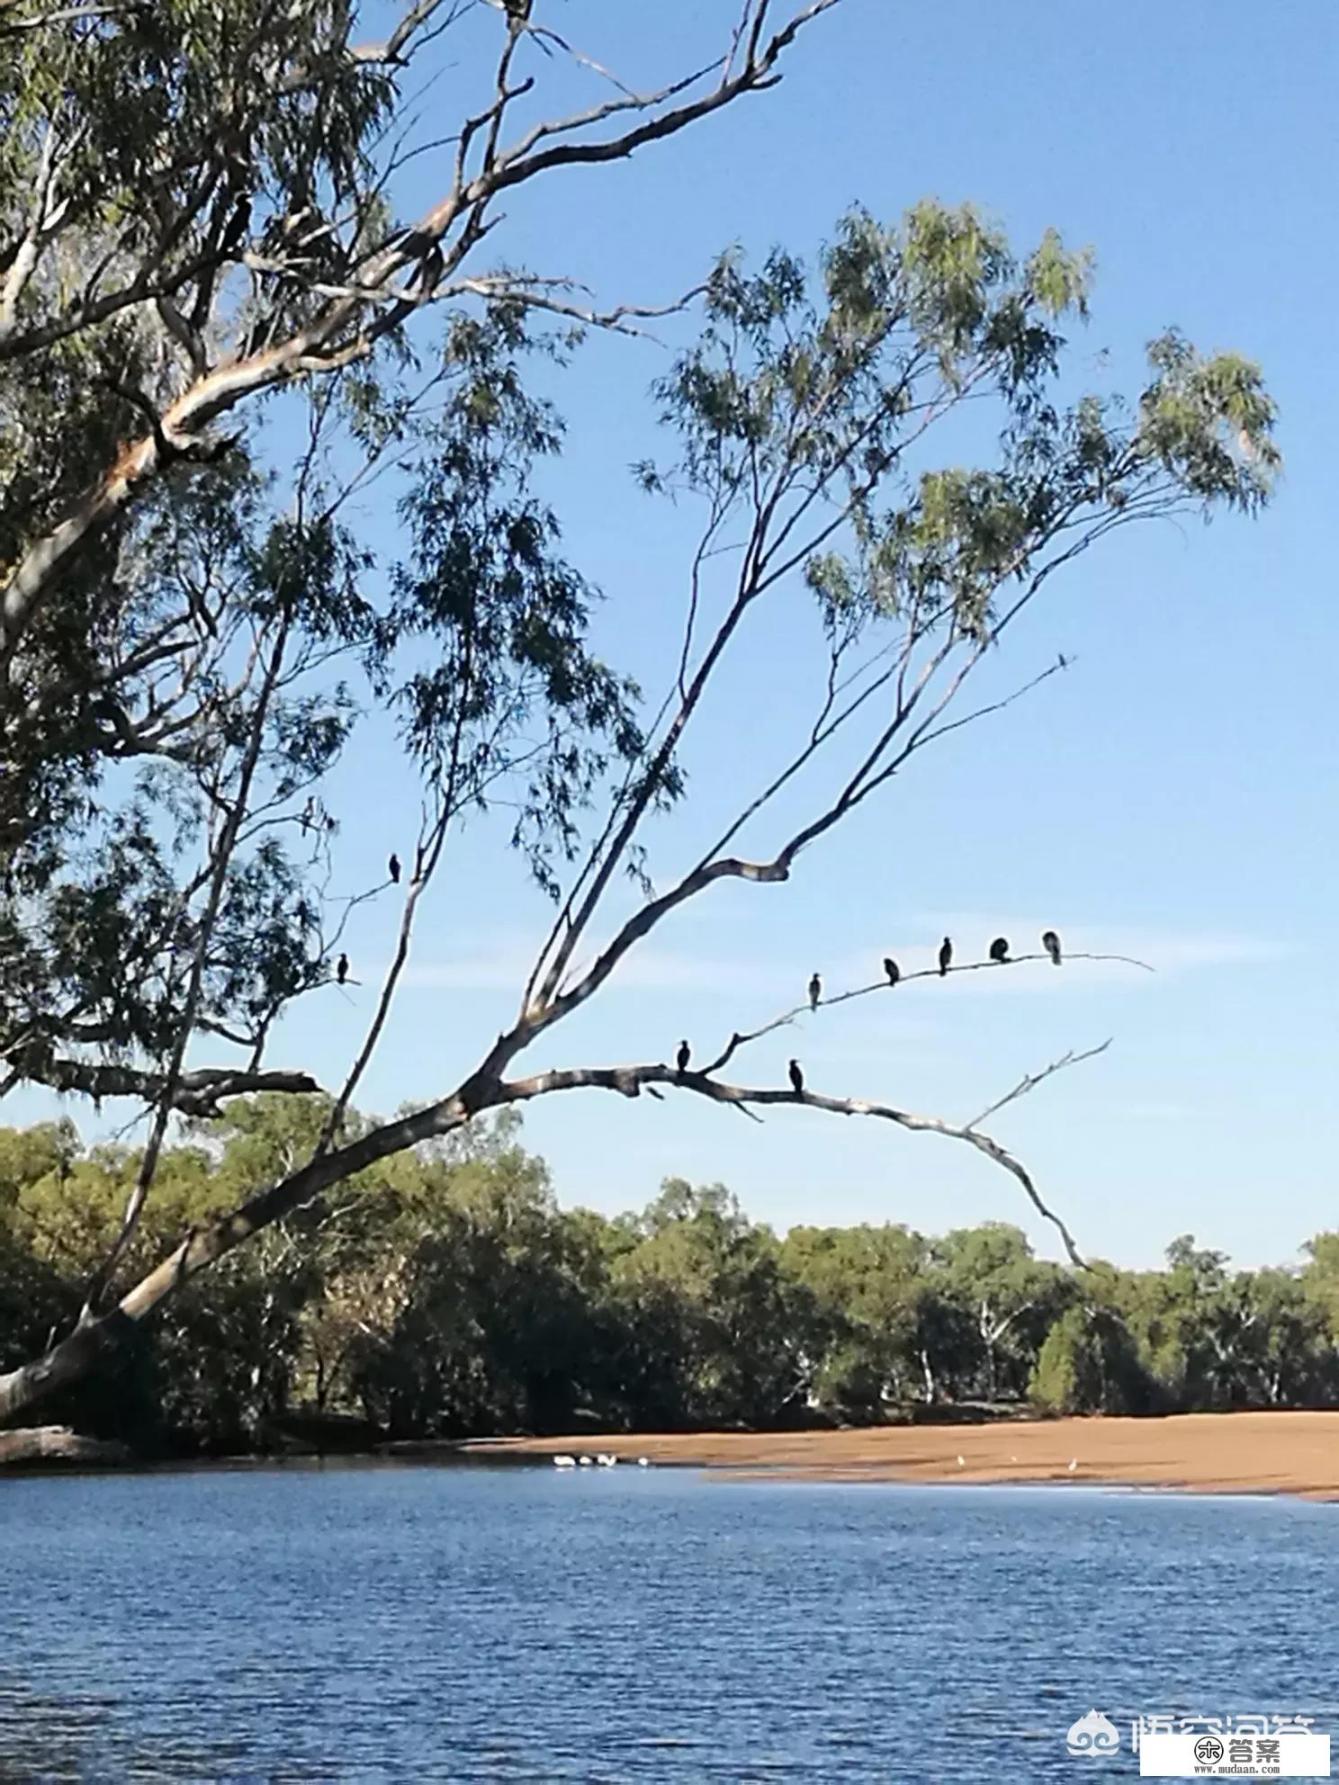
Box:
0;1076;492;1423
0;1425;130;1467
0;1309;138;1422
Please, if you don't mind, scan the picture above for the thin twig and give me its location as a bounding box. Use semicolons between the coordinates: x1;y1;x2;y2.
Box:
967;1041;1113;1131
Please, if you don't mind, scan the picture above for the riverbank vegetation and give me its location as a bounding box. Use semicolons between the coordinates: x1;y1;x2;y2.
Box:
3;1101;1336;1459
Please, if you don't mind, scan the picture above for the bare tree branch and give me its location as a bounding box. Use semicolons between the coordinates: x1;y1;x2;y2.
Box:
21;1059;322;1117
702;960;1148;1077
491;1056;1094;1268
0;1020;1096;1422
0;1;131;35
967;1041;1113;1132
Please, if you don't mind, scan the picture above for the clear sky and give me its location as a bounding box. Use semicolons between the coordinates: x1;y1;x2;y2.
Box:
17;2;1339;1270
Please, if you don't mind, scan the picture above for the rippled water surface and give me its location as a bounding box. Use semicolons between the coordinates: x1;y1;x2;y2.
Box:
2;1464;1335;1780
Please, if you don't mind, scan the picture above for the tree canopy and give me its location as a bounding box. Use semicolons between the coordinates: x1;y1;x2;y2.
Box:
0;0;1278;1425
2;1106;1333;1457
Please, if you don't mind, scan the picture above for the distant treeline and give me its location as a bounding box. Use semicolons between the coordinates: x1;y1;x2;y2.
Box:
3;1098;1338;1458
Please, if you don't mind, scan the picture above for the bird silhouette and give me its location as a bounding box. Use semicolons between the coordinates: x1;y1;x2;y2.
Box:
989;937;1009;963
336;952;349;986
221;196;251;256
676;1040;690;1075
808;972;822;1011
1042;929;1063;966
938;937;953;977
883;957;900;986
788;1059;804;1095
388;852;401;885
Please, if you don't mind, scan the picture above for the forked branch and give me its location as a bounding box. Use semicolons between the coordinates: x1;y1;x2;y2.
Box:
496;1053;1095;1268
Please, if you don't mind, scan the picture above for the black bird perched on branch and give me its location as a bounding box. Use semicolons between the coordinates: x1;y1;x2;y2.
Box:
336;952;349;986
1042;929;1063;966
389;852;401;885
808;972;822;1011
788;1059;804;1096
220;196;252;257
938;938;953;977
989;937;1010;963
676;1040;690;1075
884;957;900;986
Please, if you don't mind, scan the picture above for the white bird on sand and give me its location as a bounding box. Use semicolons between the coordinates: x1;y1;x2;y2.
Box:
597;1453;617;1467
637;1457;651;1468
956;1454;966;1468
554;1455;576;1469
1067;1458;1078;1474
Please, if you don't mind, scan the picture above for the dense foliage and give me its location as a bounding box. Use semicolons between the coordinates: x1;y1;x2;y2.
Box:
2;1103;1334;1457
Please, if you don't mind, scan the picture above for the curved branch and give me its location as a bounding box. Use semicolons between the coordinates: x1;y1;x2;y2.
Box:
494;1055;1092;1267
0;1018;1095;1426
701;955;1148;1075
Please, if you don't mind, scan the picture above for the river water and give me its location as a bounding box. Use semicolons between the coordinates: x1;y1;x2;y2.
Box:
1;1463;1334;1780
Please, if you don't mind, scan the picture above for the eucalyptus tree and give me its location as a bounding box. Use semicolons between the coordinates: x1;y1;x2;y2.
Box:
0;0;1277;1422
612;1180;804;1427
781;1221;934;1411
935;1223;1069;1400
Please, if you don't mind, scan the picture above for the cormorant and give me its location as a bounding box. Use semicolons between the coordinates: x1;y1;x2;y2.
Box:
938;937;953;977
221;196;252;256
788;1059;804;1096
336;952;349;986
989;937;1009;964
389;852;401;885
676;1040;690;1075
1042;929;1063;966
808;972;822;1011
884;957;900;986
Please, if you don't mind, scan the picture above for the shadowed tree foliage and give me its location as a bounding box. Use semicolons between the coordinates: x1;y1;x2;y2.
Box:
5;1110;1338;1456
609;1181;810;1430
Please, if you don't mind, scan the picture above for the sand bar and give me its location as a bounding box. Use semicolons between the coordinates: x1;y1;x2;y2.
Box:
459;1412;1339;1501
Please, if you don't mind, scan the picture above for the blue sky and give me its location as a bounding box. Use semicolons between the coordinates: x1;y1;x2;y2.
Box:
18;2;1339;1269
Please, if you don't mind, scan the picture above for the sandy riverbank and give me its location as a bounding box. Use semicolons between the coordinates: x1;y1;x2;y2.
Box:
460;1411;1339;1501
